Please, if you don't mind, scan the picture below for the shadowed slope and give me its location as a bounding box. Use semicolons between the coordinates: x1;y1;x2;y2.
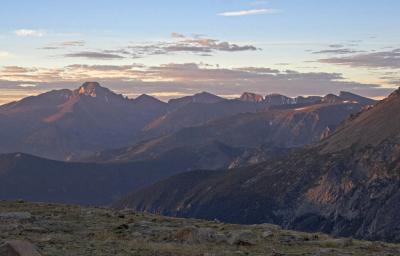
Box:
117;89;400;242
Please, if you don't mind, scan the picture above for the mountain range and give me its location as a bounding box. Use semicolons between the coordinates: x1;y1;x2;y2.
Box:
0;82;373;164
4;81;397;243
0;82;167;160
89;100;366;165
116;88;400;242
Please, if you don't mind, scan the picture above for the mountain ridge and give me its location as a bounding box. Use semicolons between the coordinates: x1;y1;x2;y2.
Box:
88;100;368;163
0;82;168;160
115;88;400;242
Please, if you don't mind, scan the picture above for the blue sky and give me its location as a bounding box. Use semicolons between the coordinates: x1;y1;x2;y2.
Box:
0;0;399;103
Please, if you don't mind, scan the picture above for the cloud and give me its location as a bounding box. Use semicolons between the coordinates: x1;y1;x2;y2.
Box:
1;66;37;73
236;67;280;74
0;85;48;105
40;41;86;50
40;34;257;59
0;63;392;99
164;39;258;52
313;48;362;55
40;46;60;50
319;48;400;69
328;44;345;48
64;51;125;60
218;8;280;17
65;64;145;72
62;41;85;47
171;32;185;38
18;83;37;88
127;34;259;57
14;29;45;37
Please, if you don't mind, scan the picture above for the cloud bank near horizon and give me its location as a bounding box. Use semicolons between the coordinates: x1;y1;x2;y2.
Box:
0;62;393;104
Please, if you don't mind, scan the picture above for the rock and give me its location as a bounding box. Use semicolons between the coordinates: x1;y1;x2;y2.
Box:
175;227;220;243
175;227;196;242
335;238;353;248
197;228;219;243
0;240;41;256
0;223;21;232
0;212;32;220
176;228;259;246
23;227;48;234
115;224;129;230
279;235;297;243
227;230;258;246
262;230;274;238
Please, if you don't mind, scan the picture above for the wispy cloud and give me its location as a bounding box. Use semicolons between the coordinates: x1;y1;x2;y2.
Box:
64;51;125;60
319;49;400;69
18;83;37;88
171;32;185;38
41;34;257;59
40;41;86;50
329;44;345;48
218;8;280;17
61;41;85;47
312;48;362;55
61;34;260;60
127;34;259;57
14;29;45;37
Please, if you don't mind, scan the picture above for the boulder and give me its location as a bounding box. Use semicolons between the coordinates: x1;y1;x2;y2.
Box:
0;240;41;256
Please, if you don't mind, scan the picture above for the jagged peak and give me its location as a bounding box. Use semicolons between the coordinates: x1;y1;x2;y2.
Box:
239;92;264;102
77;82;111;97
321;93;343;104
264;93;295;105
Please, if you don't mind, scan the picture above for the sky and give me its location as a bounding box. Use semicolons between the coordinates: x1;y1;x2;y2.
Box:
0;0;399;103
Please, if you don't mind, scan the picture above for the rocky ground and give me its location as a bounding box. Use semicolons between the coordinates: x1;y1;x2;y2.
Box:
1;201;400;256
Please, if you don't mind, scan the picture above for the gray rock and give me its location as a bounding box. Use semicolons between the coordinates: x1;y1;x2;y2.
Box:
227;230;258;246
0;212;32;220
262;230;274;238
0;240;41;256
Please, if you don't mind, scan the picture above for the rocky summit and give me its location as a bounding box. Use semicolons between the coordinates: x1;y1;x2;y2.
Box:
1;201;400;256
